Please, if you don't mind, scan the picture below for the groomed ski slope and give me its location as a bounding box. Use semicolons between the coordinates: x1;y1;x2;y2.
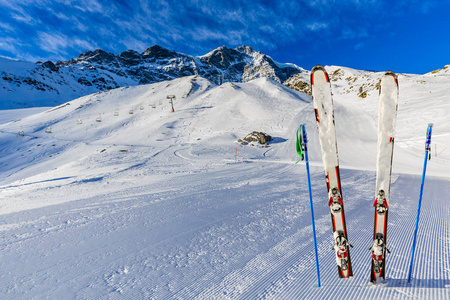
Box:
0;72;449;299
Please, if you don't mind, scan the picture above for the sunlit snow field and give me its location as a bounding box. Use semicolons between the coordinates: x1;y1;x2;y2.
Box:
0;71;449;299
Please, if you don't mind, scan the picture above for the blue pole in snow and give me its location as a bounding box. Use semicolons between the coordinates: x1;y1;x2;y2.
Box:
407;123;433;283
299;125;321;287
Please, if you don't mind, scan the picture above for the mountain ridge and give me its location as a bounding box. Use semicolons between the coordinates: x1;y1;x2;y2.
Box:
1;45;448;110
0;45;303;109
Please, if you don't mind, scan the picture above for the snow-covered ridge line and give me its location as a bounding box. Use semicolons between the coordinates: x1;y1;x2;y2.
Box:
0;45;301;109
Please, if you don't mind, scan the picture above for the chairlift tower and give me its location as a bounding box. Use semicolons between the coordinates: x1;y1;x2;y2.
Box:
167;95;176;112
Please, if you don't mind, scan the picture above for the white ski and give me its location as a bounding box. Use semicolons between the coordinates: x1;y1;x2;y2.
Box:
370;71;398;283
311;65;353;278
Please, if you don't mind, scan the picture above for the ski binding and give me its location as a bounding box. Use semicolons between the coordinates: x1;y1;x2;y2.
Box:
333;230;353;271
373;189;388;215
328;187;343;214
369;233;391;274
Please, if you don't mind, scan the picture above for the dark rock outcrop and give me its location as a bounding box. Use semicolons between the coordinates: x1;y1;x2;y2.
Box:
240;131;273;145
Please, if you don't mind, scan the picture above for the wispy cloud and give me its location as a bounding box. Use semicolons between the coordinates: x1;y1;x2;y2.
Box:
72;0;107;13
118;37;151;52
0;0;385;61
0;37;20;53
0;21;14;31
10;11;35;25
73;38;98;51
1;1;38;25
0;0;445;73
37;32;69;53
307;22;328;31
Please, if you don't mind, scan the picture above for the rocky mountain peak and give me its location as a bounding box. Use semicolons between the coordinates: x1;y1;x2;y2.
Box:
200;46;248;69
235;45;256;56
118;50;142;66
0;44;304;109
41;60;59;72
77;49;115;64
142;45;178;60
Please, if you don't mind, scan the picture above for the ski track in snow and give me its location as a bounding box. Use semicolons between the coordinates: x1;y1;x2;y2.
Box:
0;75;449;299
2;163;448;299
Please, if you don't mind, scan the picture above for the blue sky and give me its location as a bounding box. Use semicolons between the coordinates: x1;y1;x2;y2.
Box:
1;0;449;74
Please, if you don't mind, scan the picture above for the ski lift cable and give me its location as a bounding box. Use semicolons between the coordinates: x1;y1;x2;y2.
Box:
2;105;149;130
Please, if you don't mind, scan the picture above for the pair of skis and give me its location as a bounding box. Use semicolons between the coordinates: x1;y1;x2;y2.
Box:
311;66;398;282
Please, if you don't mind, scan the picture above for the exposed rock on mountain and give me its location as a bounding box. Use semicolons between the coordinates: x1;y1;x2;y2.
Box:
281;73;312;95
0;45;303;108
239;131;273;146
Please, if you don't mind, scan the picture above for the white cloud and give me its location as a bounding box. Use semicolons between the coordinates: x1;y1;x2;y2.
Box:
50;10;71;21
191;27;229;42
259;25;275;34
97;27;116;38
118;38;149;52
251;36;276;50
73;0;106;13
0;0;19;10
217;9;245;23
0;37;20;53
0;0;414;65
73;38;97;50
0;22;14;31
307;22;328;31
10;11;36;25
74;19;89;32
37;31;69;53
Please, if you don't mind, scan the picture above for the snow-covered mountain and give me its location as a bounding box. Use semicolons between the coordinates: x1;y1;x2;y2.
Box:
0;67;449;298
0;45;303;109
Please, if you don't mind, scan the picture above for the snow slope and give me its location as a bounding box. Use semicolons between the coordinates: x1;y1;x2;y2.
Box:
0;73;449;299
